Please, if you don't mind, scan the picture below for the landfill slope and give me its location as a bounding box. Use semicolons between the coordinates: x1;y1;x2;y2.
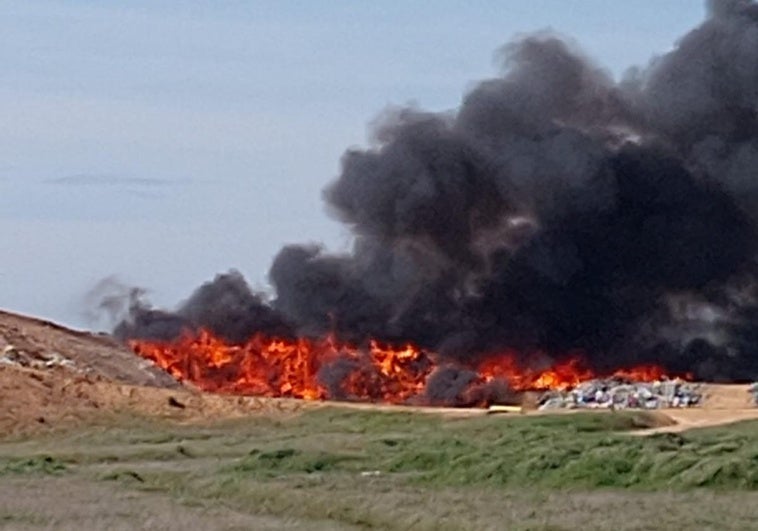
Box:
0;309;306;436
0;364;309;437
0;309;178;388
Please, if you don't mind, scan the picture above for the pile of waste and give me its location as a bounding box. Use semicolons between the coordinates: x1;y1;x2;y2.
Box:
0;344;77;371
749;383;758;406
538;377;702;411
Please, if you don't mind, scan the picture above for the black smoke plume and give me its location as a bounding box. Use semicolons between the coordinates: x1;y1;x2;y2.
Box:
116;1;758;382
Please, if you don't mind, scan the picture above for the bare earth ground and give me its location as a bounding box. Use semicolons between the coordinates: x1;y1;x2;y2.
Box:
634;384;758;434
0;310;176;388
1;310;758;530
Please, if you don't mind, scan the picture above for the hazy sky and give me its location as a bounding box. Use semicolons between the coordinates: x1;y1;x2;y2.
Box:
0;1;706;329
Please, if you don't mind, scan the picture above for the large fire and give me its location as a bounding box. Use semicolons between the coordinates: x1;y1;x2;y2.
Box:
129;329;685;406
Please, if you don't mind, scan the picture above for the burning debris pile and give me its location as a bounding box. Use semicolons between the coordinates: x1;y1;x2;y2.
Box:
538;378;702;411
105;1;758;405
129;330;686;406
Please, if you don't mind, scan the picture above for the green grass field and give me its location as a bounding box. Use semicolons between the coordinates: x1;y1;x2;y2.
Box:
1;409;757;530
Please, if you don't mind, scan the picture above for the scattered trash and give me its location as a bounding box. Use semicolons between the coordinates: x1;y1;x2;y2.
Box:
749;383;758;406
0;344;77;371
537;377;702;411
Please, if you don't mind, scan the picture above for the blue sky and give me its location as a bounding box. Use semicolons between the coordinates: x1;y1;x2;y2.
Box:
0;1;706;328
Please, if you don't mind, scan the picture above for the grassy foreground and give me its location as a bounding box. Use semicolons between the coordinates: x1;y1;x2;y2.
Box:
1;408;757;530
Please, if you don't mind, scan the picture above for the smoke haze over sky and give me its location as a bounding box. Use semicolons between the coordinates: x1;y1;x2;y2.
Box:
1;1;706;327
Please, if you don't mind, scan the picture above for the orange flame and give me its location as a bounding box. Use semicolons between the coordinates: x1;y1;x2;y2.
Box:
130;329;431;403
476;351;596;391
129;329;687;405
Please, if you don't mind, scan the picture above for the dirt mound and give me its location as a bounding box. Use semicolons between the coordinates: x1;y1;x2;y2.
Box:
0;310;176;387
0;365;309;437
698;383;754;409
0;310;314;436
630;383;758;434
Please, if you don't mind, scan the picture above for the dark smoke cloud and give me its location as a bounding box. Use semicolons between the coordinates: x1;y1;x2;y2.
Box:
423;366;514;407
113;271;292;343
116;0;758;382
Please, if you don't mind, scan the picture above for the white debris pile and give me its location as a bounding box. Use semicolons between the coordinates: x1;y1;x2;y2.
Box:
0;344;77;371
749;383;758;406
538;378;702;410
